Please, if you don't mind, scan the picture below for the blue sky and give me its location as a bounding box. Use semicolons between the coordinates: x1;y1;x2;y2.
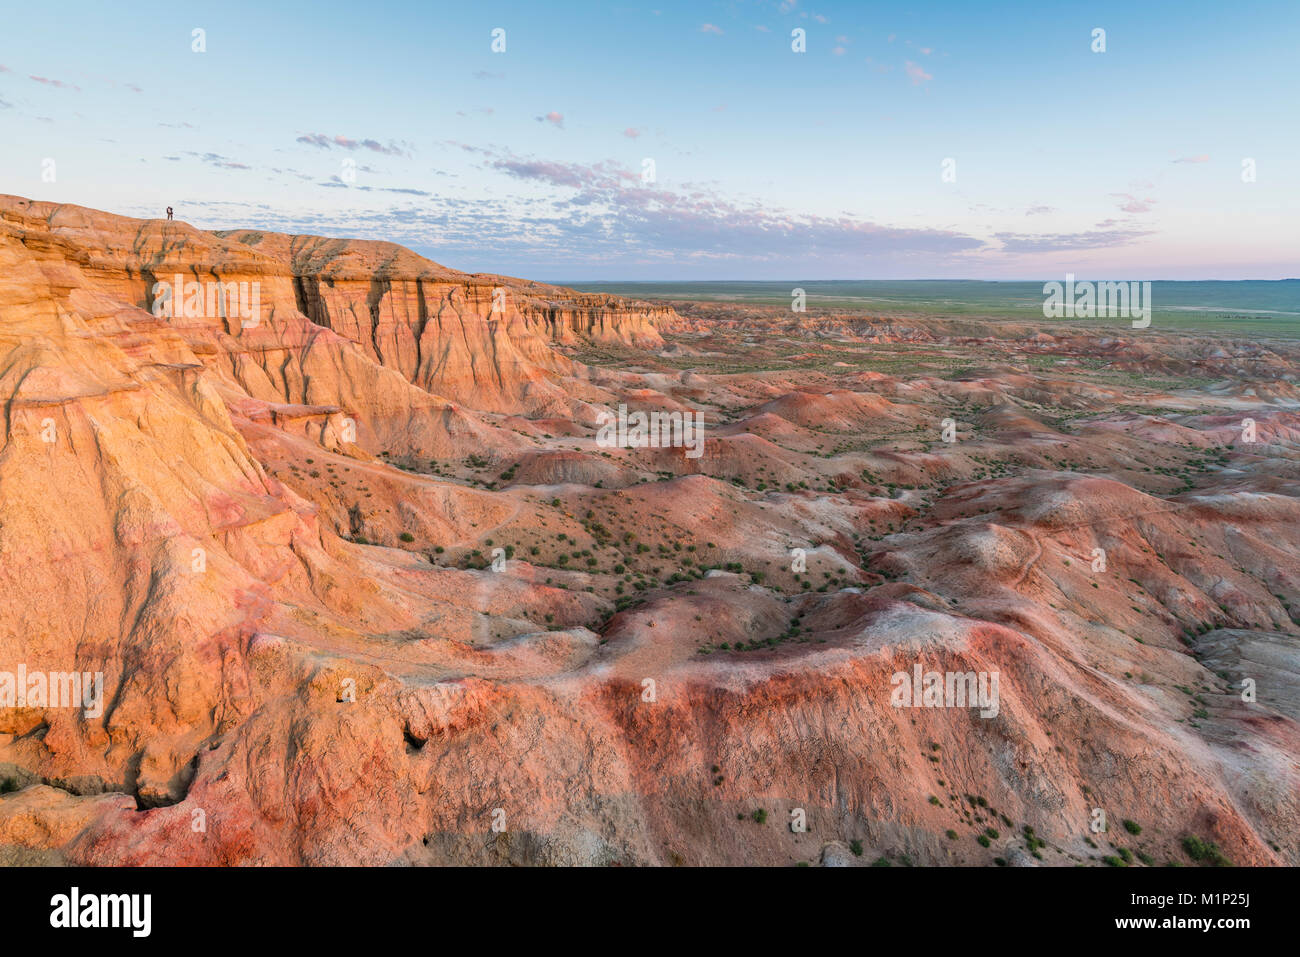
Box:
2;0;1296;279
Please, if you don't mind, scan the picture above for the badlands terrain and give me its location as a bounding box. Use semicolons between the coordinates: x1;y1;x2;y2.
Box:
0;194;1297;867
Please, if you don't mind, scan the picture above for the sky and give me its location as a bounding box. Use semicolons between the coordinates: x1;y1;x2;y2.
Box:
1;0;1297;280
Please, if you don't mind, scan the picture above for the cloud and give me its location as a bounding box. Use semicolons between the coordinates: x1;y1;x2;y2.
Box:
700;23;724;34
184;151;251;170
1172;154;1209;164
0;98;10;110
623;127;642;139
994;228;1152;253
467;146;985;269
0;65;10;72
904;61;932;85
126;84;143;93
1025;205;1056;216
323;178;431;196
473;71;504;80
29;75;80;91
488;156;629;190
754;25;770;32
1111;193;1156;214
536;111;564;128
813;14;828;24
296;133;408;156
832;45;847;55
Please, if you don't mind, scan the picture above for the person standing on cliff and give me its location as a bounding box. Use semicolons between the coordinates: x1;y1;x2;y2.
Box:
166;206;173;221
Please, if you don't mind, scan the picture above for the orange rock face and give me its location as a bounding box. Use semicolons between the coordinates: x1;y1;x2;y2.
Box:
0;195;1296;867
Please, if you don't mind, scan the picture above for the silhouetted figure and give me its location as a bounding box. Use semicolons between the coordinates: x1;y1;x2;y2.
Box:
166;207;173;221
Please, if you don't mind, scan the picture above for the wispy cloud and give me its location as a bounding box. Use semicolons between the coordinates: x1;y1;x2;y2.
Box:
904;61;932;85
1171;154;1210;164
472;147;983;267
184;151;251;170
995;228;1152;253
322;179;431;197
536;111;564;128
1111;193;1156;214
700;23;724;34
296;133;409;156
29;74;80;91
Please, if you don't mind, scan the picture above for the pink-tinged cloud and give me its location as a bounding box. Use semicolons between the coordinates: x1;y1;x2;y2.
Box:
754;25;771;32
0;65;10;73
904;61;932;85
537;111;564;128
476;146;984;267
700;23;724;34
1172;154;1210;164
623;127;642;139
814;14;829;24
832;46;847;56
995;228;1153;253
296;133;408;155
488;156;638;190
1025;205;1056;216
29;75;80;91
1112;193;1156;214
126;84;143;93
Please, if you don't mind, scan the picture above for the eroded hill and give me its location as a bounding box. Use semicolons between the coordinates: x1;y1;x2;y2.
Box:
0;195;1296;867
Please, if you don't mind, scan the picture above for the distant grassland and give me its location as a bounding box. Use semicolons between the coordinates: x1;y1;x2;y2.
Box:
563;280;1300;338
